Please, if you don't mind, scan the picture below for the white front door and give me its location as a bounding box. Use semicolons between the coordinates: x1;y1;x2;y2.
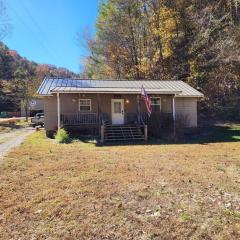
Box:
111;99;124;125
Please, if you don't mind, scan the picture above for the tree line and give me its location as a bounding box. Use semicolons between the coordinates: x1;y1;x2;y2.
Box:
84;0;240;120
0;0;77;114
0;42;76;112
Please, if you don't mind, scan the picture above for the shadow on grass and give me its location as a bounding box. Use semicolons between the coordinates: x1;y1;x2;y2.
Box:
70;134;98;145
183;125;240;144
68;124;240;146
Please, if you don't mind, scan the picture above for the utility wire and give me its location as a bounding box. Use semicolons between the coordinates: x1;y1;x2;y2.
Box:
6;1;59;64
20;1;62;61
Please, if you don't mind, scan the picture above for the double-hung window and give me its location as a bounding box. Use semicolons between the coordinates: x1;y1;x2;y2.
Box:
150;97;161;112
79;99;91;112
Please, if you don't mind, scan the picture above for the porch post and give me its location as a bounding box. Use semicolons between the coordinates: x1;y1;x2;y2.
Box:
100;125;104;143
57;92;61;131
172;96;176;121
137;95;140;124
172;95;176;136
97;93;100;124
144;125;148;141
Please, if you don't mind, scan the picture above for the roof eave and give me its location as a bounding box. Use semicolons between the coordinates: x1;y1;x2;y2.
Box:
176;94;204;98
50;90;182;95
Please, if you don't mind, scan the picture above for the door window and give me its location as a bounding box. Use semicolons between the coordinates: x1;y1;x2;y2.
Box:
114;102;121;113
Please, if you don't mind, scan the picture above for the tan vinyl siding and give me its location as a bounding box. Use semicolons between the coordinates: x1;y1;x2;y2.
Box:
175;97;198;127
44;96;57;131
161;95;173;113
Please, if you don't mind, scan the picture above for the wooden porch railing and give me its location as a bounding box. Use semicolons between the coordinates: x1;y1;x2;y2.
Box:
61;112;173;126
61;113;98;126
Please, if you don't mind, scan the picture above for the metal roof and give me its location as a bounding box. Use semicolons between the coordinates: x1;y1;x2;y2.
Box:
37;77;204;97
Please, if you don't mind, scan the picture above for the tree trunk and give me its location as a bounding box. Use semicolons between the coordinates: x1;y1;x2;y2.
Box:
24;99;29;122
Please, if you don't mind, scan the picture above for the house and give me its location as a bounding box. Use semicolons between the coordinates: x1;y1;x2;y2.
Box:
20;98;44;117
37;77;203;141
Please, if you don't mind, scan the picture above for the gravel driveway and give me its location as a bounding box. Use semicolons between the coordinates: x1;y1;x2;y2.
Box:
0;128;34;162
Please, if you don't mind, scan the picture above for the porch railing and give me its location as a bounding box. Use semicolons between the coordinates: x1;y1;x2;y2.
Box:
61;112;173;126
61;113;98;126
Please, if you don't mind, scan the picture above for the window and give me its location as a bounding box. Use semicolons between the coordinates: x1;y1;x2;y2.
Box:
113;102;121;113
79;99;91;112
150;97;161;112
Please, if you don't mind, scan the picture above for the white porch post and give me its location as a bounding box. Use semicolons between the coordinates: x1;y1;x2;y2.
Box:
57;93;61;131
100;125;105;143
172;95;176;137
172;96;176;121
144;125;148;141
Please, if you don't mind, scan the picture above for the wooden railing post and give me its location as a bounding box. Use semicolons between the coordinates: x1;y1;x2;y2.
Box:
144;125;148;141
100;125;105;143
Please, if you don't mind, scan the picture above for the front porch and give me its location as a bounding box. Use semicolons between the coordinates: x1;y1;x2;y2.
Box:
60;112;174;142
60;112;148;142
56;92;176;142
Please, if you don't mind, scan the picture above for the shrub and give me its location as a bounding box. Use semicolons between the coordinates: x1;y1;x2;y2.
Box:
55;128;71;143
148;112;173;138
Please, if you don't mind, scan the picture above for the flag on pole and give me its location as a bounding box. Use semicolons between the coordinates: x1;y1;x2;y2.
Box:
141;85;152;117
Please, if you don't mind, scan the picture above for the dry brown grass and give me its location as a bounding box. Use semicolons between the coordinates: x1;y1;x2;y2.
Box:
0;130;239;239
0;125;12;133
0;120;29;133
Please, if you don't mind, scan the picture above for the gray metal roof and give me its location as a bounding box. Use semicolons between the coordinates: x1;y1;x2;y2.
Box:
37;77;204;97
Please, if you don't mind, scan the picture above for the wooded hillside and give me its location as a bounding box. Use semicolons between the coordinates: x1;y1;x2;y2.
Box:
0;42;76;111
84;0;240;120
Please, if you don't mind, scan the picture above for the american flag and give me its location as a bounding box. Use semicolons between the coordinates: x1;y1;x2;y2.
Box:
141;85;152;117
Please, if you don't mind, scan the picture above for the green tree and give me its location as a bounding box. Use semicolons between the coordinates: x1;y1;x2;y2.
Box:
11;61;37;120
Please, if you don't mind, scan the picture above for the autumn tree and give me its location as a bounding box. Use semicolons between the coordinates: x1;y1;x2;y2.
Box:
84;0;240;120
9;61;37;120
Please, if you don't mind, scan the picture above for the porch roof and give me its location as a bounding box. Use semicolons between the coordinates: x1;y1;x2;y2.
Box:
37;77;204;97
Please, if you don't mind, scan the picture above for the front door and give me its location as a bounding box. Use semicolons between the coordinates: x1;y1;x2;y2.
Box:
111;99;124;125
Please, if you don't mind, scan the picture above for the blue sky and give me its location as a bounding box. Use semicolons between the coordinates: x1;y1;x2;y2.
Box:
3;0;99;73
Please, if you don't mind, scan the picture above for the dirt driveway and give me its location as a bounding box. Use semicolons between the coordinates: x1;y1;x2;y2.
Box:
0;127;34;162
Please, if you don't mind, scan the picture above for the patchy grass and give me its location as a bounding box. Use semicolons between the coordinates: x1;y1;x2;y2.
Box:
180;212;192;222
0;131;23;144
0;120;30;133
0;129;239;239
0;125;12;133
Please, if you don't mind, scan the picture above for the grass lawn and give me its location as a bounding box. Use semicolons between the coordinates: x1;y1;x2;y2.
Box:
0;125;239;239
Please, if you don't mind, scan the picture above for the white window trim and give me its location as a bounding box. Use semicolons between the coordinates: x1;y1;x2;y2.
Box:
150;97;161;111
79;99;91;112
